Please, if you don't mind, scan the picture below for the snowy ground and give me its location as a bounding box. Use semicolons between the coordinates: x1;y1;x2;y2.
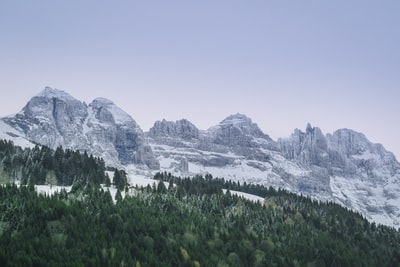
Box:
30;171;266;207
35;185;72;195
0;120;35;148
330;175;400;228
222;189;265;203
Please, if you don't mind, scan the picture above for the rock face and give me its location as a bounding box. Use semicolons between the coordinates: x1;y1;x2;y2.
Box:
147;117;400;227
3;87;159;169
278;126;400;226
7;87;88;149
279;123;329;167
2;87;400;228
148;118;201;150
147;114;278;172
206;114;278;159
149;119;199;140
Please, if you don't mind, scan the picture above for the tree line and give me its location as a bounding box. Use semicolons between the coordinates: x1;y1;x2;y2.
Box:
0;140;399;266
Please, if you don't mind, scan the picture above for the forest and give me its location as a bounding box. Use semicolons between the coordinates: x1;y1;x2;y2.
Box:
0;139;400;266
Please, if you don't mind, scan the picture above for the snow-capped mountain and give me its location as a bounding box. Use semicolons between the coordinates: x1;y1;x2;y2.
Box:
2;87;159;169
147;118;400;228
147;114;283;176
278;125;400;227
1;87;400;228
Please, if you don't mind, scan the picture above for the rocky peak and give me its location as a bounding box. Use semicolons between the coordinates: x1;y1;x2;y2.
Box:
209;113;272;142
175;119;199;139
91;97;114;106
148;118;199;140
219;113;253;126
90;97;138;126
3;87;159;169
204;114;277;160
327;129;374;156
5;87;87;149
327;129;399;170
279;124;328;166
36;87;79;102
305;124;327;148
85;98;157;168
89;99;115;125
23;87;87;118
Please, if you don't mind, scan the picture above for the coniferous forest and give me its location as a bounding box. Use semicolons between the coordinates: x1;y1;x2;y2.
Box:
0;140;400;266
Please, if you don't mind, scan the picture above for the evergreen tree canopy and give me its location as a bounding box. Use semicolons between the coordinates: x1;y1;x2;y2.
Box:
1;141;400;266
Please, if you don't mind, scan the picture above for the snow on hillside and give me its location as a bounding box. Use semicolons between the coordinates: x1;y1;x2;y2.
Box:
92;97;134;124
0;120;35;148
127;172;169;189
35;185;72;196
32;177;265;206
330;175;400;228
222;189;265;203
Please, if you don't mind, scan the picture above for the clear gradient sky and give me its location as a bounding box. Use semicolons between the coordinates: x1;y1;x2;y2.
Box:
1;1;399;159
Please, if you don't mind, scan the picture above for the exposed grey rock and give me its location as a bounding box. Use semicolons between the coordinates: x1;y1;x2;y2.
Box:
208;113;276;149
147;114;277;170
87;97;159;169
278;125;400;227
278;123;328;166
149;119;199;140
3;87;159;169
5;87;88;149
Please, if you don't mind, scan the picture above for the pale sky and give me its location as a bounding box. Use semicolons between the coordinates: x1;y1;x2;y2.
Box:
0;1;399;160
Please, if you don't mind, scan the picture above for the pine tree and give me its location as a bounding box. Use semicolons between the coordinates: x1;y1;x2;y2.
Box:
105;174;111;187
113;170;127;190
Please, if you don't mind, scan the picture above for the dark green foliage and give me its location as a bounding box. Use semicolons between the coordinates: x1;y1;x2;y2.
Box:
1;175;400;266
1;142;400;266
105;174;111;187
113;169;128;190
0;140;106;187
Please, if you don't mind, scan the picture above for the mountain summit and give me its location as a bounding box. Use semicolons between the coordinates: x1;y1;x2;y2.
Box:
36;86;78;101
209;113;276;149
3;87;159;169
1;87;400;228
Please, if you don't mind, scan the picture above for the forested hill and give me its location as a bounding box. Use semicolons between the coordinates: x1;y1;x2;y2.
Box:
0;140;400;266
0;139;109;188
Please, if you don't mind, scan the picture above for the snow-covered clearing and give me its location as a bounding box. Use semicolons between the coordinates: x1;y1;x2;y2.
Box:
223;189;265;203
35;185;72;195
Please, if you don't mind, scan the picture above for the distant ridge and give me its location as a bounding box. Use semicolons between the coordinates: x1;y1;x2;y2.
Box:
1;87;400;228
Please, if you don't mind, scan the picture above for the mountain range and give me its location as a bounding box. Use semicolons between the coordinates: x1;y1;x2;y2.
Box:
1;87;400;228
